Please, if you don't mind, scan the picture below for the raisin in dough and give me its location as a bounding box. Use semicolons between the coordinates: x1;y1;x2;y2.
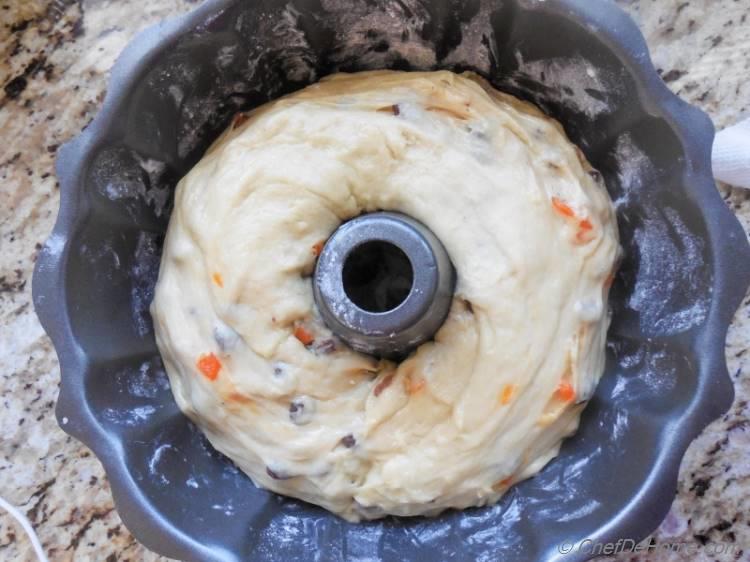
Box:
151;70;619;521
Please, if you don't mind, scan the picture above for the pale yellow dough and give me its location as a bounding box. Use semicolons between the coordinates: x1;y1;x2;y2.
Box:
151;70;619;521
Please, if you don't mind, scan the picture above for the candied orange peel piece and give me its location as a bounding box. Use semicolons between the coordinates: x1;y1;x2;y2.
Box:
499;384;518;405
311;240;325;257
403;376;426;395
293;325;315;346
197;353;221;381
556;380;576;402
551;196;576;218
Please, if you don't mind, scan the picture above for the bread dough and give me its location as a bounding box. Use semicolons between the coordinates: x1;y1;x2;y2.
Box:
151;70;619;521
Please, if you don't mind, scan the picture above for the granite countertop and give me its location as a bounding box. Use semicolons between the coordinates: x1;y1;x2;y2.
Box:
1;0;748;560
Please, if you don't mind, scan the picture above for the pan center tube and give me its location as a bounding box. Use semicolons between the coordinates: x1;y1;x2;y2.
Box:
313;212;455;360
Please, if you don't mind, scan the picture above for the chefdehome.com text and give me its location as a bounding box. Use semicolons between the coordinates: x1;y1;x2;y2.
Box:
556;537;742;557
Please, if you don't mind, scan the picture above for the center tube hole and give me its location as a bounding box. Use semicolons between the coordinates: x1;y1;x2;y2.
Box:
342;241;414;313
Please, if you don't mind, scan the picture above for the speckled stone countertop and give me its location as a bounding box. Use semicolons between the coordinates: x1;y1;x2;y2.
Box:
0;1;748;560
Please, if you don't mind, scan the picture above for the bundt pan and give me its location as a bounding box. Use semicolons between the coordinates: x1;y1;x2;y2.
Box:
33;0;750;560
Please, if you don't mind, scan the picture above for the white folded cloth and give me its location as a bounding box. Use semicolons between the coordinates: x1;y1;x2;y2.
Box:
712;118;750;189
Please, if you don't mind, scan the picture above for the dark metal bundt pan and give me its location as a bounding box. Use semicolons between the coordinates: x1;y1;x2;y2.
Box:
33;0;750;560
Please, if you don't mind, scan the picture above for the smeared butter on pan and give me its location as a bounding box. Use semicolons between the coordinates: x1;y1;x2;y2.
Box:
151;70;619;521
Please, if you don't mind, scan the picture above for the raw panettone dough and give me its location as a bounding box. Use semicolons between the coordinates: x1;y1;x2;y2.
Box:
151;70;619;521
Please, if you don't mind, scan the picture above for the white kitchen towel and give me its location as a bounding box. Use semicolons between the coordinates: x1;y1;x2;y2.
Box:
713;118;750;189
